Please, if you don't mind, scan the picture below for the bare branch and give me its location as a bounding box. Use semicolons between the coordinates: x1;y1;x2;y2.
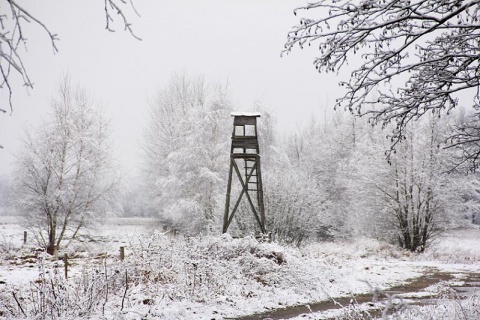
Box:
0;0;140;113
104;0;142;41
0;1;60;112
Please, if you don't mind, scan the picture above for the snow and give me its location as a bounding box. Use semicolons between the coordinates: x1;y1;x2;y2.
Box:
1;217;480;319
230;112;261;117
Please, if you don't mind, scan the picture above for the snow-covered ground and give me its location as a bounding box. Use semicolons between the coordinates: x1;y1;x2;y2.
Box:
1;217;479;319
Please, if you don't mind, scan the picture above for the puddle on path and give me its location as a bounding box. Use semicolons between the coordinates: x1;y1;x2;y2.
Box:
233;269;480;320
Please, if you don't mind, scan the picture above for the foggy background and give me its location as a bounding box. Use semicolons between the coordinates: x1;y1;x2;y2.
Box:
0;0;343;176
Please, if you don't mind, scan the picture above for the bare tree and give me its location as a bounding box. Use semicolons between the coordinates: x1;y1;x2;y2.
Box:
12;76;117;254
0;0;140;113
284;0;480;166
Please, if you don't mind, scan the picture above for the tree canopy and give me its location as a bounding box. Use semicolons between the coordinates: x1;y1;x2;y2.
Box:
284;0;480;168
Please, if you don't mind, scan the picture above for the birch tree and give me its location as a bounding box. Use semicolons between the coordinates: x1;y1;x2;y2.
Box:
284;0;480;168
12;77;117;254
0;0;140;113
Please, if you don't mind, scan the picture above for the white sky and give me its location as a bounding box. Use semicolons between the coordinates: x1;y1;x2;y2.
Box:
0;0;345;176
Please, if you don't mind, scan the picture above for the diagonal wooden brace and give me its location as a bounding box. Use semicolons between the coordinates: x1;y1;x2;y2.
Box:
223;157;266;233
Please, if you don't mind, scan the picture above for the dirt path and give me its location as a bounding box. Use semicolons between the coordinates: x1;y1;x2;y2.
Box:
233;269;480;320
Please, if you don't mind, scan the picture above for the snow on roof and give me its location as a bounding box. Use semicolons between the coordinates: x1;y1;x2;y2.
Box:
230;112;261;117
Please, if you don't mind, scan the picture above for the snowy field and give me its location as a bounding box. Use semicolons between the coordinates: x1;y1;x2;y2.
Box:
1;217;480;319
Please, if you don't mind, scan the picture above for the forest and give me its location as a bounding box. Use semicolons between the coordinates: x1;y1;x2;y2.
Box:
5;73;479;254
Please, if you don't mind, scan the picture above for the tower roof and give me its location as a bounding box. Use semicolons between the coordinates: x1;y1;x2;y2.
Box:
230;112;261;117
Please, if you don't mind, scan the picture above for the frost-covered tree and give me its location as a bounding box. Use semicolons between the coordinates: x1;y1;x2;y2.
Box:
12;77;117;254
342;119;394;240
0;174;12;216
264;161;329;245
143;74;233;234
345;114;480;251
384;120;443;251
0;0;140;113
285;0;480;169
287;111;357;237
449;106;480;171
444;170;480;225
261;110;358;243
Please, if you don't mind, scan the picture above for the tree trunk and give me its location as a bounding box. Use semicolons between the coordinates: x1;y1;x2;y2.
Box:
47;215;57;255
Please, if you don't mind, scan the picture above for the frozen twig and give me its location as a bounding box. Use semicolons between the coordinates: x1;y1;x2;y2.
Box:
121;270;128;311
12;291;26;316
104;0;142;40
102;258;109;316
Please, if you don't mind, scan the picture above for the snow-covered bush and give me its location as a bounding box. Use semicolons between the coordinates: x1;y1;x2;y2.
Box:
391;292;480;320
264;164;331;246
0;234;291;319
0;232;422;319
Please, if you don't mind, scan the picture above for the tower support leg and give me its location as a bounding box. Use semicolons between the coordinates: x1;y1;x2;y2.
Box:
223;158;234;233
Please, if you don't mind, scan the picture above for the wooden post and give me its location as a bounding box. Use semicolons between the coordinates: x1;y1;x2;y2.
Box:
120;246;125;261
23;231;27;245
63;253;68;279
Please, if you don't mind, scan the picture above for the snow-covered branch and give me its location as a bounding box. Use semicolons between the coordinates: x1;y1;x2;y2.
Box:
0;0;140;113
0;1;58;112
104;0;142;41
284;0;480;161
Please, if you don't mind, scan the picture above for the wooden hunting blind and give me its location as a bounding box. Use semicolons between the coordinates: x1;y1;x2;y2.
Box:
223;112;266;234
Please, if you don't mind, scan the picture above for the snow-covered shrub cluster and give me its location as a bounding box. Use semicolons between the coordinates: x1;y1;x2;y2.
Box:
392;292;480;320
0;234;293;319
0;232;421;319
313;291;480;320
0;254;119;319
0;236;16;261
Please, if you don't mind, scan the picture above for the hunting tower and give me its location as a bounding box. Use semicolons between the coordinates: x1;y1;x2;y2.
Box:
223;112;266;234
